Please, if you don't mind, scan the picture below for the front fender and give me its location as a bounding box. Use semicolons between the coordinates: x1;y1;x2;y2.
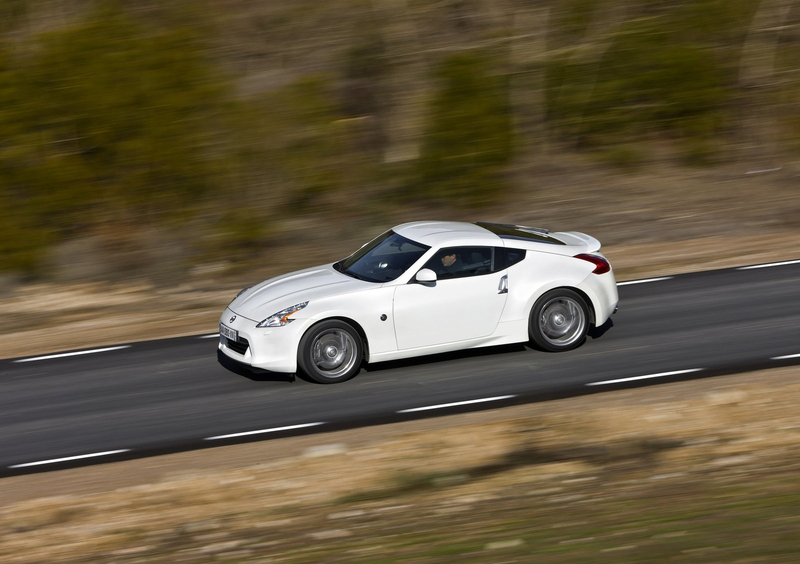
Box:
297;285;398;361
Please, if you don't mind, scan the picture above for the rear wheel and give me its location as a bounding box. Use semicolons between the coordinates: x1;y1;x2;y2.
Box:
298;320;363;383
529;289;589;352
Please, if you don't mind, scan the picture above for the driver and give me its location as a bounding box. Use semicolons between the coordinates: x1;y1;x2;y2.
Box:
438;250;464;278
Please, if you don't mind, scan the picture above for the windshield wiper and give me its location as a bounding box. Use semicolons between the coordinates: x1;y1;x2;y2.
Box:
344;268;377;283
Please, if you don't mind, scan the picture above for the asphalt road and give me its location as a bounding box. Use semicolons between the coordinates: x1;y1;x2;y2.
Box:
2;260;800;476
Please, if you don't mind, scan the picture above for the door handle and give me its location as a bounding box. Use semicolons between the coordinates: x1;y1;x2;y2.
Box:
498;275;508;294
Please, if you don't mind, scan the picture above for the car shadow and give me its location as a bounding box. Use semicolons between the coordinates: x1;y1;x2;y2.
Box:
217;350;295;383
588;317;614;340
362;343;529;373
365;319;615;372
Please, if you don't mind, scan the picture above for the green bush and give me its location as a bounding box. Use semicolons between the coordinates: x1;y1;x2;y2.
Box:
547;24;729;146
0;5;234;274
417;51;513;207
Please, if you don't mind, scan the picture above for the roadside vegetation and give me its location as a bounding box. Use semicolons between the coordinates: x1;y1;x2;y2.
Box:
0;0;798;278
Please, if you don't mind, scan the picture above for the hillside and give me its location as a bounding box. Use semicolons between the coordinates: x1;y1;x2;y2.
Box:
1;0;799;285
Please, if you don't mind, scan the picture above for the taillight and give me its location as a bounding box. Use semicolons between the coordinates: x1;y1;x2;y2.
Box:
574;253;610;274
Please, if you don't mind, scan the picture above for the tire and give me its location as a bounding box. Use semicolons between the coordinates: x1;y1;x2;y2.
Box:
529;289;589;352
297;320;364;383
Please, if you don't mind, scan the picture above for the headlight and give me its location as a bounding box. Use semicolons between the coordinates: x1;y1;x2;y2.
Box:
256;302;309;328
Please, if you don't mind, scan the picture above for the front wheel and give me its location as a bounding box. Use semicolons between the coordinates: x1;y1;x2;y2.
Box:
529;289;589;352
297;320;363;383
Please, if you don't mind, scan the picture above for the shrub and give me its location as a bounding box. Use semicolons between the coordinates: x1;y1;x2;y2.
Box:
547;24;729;146
0;5;233;274
417;51;513;207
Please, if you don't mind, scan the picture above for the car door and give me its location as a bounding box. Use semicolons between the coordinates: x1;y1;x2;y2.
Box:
392;246;508;350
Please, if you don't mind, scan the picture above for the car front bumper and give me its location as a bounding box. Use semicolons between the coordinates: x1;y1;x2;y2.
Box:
217;308;309;373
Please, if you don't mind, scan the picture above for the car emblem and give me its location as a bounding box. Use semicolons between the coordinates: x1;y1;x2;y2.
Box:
230;315;236;323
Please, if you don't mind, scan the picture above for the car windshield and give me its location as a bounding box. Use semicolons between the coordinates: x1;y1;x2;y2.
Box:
334;231;430;283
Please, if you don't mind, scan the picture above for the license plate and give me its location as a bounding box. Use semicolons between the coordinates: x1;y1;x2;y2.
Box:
219;323;237;342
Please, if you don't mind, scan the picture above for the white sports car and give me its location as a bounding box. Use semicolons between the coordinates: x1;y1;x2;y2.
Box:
219;221;618;383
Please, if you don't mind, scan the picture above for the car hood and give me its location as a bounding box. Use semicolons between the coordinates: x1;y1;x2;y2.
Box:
228;264;372;321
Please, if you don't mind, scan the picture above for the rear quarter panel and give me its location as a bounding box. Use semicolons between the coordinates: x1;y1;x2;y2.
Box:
501;250;609;334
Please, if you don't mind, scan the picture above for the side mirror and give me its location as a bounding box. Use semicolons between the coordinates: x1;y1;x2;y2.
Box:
415;268;437;284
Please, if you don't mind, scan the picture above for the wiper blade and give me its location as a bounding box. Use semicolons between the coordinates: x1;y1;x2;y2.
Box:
344;269;375;282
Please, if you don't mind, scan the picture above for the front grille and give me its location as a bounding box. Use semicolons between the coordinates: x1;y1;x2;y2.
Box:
226;336;249;355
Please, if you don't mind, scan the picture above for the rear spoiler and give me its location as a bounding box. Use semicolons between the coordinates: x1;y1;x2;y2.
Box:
551;231;602;254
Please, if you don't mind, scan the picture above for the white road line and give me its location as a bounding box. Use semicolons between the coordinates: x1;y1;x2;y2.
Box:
586;368;703;387
772;353;800;360
745;167;782;175
397;395;516;414
617;277;673;286
204;422;326;441
738;259;800;270
14;345;131;363
9;449;130;469
199;333;220;339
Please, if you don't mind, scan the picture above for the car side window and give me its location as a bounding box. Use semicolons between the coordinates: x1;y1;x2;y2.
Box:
423;246;494;280
505;249;526;267
494;247;526;270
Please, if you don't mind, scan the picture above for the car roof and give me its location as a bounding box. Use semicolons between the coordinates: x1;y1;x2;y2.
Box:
392;221;500;247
